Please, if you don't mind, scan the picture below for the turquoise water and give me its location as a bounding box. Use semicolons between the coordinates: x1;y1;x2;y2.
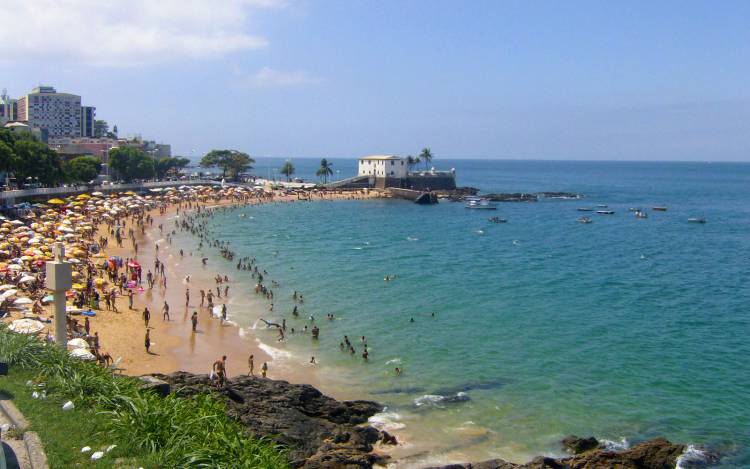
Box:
206;160;750;467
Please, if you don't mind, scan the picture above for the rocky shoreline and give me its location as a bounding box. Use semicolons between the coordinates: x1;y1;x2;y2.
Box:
146;372;712;469
149;371;395;468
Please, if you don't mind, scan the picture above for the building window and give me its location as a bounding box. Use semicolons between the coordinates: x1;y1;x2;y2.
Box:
391;161;394;166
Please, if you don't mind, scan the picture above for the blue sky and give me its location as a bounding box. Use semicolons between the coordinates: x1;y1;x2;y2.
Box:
2;0;749;161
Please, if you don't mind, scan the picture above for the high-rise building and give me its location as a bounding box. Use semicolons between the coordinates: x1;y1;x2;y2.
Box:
80;106;96;137
17;86;83;138
0;89;18;125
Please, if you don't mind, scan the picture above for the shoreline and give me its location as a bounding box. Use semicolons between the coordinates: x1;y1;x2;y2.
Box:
90;189;382;398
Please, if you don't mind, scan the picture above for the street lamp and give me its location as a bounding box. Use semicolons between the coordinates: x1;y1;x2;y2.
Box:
45;243;72;348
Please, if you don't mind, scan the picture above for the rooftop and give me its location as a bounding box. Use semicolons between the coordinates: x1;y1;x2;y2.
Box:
359;155;402;161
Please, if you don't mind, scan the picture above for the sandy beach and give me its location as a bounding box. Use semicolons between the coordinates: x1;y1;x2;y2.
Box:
69;187;382;390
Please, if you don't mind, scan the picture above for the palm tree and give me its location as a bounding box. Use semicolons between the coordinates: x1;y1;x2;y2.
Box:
419;147;433;171
279;160;295;181
406;155;420;172
316;158;334;183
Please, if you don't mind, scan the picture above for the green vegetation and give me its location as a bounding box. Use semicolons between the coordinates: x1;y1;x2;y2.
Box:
316;158;334;183
419;147;433;170
279;160;295;181
108;146;156;182
64;155;102;182
0;327;289;468
406;154;420;172
0;129;65;186
155;156;190;180
200;149;254;181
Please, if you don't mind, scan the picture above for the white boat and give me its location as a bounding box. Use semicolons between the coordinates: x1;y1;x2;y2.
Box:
577;216;592;224
577;207;593;212
465;199;497;210
596;210;615;215
635;210;648;219
688;217;706;223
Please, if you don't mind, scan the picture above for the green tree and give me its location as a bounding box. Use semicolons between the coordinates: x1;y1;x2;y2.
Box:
316;158;334;183
200;150;254;181
13;140;64;186
109;147;155;182
0;141;16;174
279;160;295;181
406;155;420;172
65;156;102;182
94;120;108;138
155;157;192;179
419;147;433;171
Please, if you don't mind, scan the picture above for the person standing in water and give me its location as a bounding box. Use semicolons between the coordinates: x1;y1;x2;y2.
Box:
248;354;254;376
191;311;198;332
261;362;268;378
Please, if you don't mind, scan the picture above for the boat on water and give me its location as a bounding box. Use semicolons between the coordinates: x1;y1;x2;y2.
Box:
597;204;608;208
488;216;507;223
465;199;497;210
688;217;706;223
597;210;615;215
577;207;593;212
629;207;642;212
635;210;648;219
652;207;668;211
577;216;592;224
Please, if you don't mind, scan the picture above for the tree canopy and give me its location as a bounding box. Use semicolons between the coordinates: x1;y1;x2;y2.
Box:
109;146;155;182
155;156;190;179
200;150;254;181
419;147;433;170
316;158;334;183
65;156;101;182
279;161;295;181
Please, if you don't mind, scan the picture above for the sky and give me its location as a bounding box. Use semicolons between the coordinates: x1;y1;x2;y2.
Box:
1;0;749;161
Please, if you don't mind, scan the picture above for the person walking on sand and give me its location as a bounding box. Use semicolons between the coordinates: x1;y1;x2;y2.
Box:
261;362;268;378
200;289;205;307
248;354;254;376
185;288;190;307
162;301;170;321
142;307;151;328
191;311;198;332
128;289;134;309
221;304;227;323
145;329;151;353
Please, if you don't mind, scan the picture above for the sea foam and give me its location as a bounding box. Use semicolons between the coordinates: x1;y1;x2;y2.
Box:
368;411;406;431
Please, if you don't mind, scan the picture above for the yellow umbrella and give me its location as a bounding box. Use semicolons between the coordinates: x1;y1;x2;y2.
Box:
71;283;84;290
76;194;91;200
47;198;65;205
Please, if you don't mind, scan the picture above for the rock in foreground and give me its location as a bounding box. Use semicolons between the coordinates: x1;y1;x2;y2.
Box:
424;437;687;469
151;371;390;468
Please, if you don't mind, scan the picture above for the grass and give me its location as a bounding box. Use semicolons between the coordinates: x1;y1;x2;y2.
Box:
0;326;289;468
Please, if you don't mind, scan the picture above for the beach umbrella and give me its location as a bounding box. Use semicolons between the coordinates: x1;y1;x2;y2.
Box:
41;294;54;304
9;319;44;334
91;192;104;197
69;348;96;361
47;198;65;205
8;264;22;271
71;283;84;290
67;338;90;350
14;297;33;305
0;284;15;291
76;194;91;200
1;289;18;299
19;275;36;283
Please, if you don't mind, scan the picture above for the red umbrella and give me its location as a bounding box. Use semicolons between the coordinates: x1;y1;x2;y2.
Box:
127;260;140;268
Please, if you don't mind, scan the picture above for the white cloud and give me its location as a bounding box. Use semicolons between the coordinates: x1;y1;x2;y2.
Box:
0;0;283;66
233;66;321;87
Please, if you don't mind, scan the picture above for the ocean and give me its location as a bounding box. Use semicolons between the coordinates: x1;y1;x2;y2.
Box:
194;159;750;467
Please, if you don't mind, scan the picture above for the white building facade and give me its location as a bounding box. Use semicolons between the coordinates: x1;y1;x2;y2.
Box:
357;155;407;178
17;86;82;138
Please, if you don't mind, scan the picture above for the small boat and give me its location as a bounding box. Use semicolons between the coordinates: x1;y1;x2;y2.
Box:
597;210;615;215
688;217;706;224
652;207;668;211
635;210;648;219
577;216;592;224
465;199;497;210
629;207;642;212
488;216;507;223
597;204;608;208
577;207;593;212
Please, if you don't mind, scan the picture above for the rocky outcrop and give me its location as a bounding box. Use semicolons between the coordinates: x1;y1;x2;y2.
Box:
150;371;389;468
561;435;600;454
424;437;688;469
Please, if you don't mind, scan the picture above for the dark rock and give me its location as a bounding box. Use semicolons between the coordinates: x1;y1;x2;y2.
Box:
483;193;538;202
423;437;689;469
381;431;398;445
138;375;170;397
561;435;600;454
150;371;388;468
